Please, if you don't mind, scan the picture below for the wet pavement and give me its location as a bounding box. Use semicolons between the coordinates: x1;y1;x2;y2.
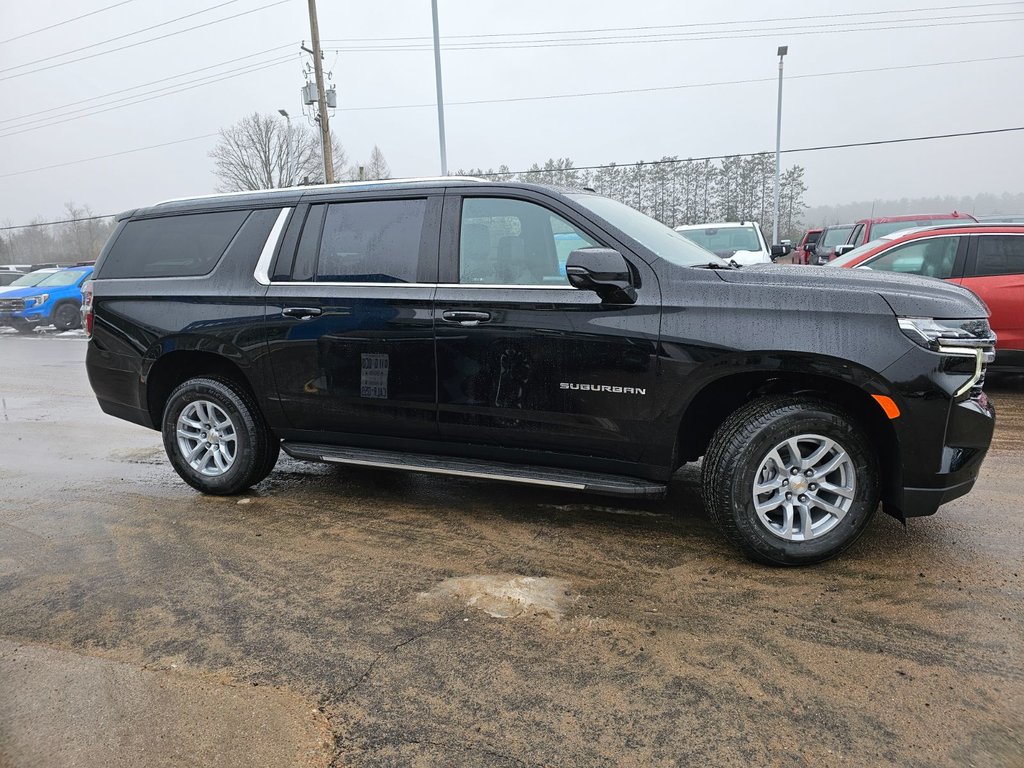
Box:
0;336;1021;767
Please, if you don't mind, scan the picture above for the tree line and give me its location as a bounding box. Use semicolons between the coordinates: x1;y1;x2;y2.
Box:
456;155;809;242
0;204;115;266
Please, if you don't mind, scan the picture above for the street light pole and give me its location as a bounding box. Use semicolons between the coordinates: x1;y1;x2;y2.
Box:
278;109;294;187
772;45;788;246
430;0;448;176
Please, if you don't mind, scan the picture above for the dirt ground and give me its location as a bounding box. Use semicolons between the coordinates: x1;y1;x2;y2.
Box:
0;334;1021;767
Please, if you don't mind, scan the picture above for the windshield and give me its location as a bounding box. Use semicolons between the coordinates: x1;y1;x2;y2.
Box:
675;225;762;257
870;218;967;239
37;269;89;287
567;194;724;267
821;226;854;246
826;235;899;267
7;271;54;287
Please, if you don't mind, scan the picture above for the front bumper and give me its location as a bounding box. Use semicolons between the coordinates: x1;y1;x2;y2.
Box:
882;347;996;518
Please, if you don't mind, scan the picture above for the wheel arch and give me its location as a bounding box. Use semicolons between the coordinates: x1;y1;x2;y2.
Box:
142;339;265;428
674;354;903;517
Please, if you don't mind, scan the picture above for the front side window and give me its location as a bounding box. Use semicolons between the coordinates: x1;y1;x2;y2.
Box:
850;224;865;247
864;237;961;278
974;235;1024;277
315;199;426;283
459;198;598;285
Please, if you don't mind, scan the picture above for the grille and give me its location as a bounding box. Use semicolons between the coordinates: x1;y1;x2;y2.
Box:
0;298;25;311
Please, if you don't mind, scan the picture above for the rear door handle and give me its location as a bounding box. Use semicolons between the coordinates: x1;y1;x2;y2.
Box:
282;307;323;320
442;310;491;326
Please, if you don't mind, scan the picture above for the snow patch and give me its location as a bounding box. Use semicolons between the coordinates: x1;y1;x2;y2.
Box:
420;574;572;619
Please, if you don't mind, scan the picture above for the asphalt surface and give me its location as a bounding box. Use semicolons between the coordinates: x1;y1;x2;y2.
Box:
0;334;1021;768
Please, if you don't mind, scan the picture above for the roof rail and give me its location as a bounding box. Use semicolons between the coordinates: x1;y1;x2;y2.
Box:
156;176;490;206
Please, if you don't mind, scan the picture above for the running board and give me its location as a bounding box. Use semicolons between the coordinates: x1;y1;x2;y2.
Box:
280;442;667;498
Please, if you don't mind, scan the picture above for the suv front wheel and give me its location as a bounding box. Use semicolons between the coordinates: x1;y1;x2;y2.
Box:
701;396;879;565
161;377;279;495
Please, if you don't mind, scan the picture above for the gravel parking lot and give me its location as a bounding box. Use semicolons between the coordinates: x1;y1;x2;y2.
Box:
1;335;1021;768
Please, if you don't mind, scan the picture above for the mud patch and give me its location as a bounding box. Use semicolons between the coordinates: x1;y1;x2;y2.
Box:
421;574;572;619
107;445;166;464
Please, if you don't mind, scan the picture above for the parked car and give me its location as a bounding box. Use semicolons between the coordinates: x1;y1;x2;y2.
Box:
674;221;788;266
797;228;822;265
812;224;855;264
0;265;93;332
0;268;60;296
976;214;1024;224
85;178;995;565
842;212;977;252
0;271;25;287
829;223;1024;370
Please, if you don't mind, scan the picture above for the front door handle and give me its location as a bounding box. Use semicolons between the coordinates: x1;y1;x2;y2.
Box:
442;310;491;326
282;307;323;320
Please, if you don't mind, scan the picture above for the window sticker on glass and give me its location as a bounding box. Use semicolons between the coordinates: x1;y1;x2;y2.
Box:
360;353;389;399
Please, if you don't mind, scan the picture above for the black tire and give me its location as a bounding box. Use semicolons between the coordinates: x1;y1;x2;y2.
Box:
52;302;81;332
701;396;879;566
161;376;277;495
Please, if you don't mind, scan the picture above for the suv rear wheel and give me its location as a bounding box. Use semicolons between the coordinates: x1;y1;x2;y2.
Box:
161;377;278;495
701;396;879;565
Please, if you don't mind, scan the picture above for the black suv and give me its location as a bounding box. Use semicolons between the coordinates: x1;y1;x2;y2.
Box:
84;179;996;565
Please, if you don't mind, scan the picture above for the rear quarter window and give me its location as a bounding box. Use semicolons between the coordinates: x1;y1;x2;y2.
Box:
98;210;250;278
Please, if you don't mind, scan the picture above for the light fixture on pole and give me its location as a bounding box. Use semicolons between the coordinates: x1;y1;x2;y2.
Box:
772;45;788;247
278;109;290;119
431;0;448;176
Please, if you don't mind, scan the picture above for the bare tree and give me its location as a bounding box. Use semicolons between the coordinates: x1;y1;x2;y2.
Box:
209;112;348;192
362;145;391;180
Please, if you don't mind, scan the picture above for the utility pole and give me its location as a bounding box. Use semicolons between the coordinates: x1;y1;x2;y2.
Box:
430;0;448;176
772;45;788;246
306;0;334;184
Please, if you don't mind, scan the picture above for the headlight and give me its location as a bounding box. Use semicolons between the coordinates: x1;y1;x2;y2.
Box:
897;317;995;354
26;294;48;306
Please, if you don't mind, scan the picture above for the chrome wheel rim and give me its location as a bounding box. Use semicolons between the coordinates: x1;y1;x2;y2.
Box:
176;400;237;477
751;433;856;541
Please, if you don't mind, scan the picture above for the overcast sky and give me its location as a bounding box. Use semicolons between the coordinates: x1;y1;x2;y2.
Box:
1;0;1022;225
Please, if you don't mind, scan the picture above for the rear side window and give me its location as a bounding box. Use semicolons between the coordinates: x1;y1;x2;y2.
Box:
100;211;249;278
974;235;1024;277
315;199;426;282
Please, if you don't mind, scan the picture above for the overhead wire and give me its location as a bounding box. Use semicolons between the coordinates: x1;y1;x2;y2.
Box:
0;0;292;82
0;0;139;45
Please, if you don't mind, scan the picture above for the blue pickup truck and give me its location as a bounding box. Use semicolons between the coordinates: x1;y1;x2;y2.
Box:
0;265;93;333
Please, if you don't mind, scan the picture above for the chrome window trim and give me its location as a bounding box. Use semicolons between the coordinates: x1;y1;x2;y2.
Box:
264;281;577;290
253;208;293;286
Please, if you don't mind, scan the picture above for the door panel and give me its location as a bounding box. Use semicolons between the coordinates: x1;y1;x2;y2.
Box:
434;192;662;462
962;234;1024;352
264;194;441;439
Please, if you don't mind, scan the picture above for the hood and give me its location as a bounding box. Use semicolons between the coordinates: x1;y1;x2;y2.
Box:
726;249;770;266
715;264;989;318
0;285;49;299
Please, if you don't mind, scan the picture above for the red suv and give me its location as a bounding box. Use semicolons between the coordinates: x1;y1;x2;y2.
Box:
843;212;977;250
829;223;1024;368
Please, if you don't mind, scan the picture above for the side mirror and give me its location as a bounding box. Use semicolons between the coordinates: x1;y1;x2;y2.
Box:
769;244;791;261
566;248;637;304
834;244;855;258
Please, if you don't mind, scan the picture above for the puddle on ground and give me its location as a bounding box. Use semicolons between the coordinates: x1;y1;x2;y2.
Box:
420;574;573;619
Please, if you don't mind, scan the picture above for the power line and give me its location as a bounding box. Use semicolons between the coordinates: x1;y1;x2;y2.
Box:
322;2;1023;42
2;126;1021;218
0;56;296;138
0;0;139;45
482;126;1024;176
0;44;296;126
0;133;220;180
331;53;1024;113
324;14;1024;52
0;0;243;73
0;215;114;233
0;0;291;82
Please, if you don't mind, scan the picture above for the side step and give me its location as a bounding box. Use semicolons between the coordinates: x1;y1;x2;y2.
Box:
280;442;667;499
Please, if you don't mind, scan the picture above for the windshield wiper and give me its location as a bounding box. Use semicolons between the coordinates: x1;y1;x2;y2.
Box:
693;260;739;270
